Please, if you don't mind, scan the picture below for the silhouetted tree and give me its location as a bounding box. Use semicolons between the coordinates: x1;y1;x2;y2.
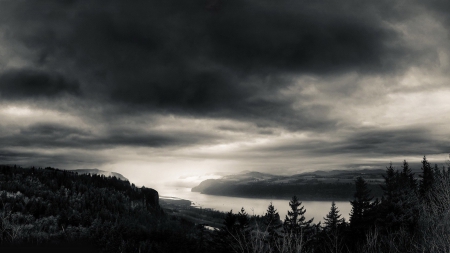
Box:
223;209;237;231
381;163;398;202
237;207;249;230
264;202;282;243
349;176;374;244
400;160;416;190
378;163;407;231
324;201;344;232
284;195;314;247
419;156;434;198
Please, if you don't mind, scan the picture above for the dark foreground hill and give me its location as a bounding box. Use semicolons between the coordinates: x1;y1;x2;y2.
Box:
0;165;211;252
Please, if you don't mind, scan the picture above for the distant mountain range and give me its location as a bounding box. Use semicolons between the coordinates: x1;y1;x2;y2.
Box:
192;169;391;200
69;168;129;181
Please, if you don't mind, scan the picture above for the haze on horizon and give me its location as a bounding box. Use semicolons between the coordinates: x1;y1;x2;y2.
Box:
0;0;449;188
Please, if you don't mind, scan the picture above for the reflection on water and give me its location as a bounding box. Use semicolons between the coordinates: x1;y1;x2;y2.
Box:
158;186;351;222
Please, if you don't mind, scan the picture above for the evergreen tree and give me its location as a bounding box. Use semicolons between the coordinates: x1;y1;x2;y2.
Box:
400;160;416;190
223;209;237;231
419;156;434;198
349;177;373;234
217;210;239;252
323;201;343;232
237;207;252;250
399;160;420;230
379;163;410;231
264;202;282;242
321;202;345;253
381;163;398;202
237;207;249;229
283;196;314;250
284;196;312;234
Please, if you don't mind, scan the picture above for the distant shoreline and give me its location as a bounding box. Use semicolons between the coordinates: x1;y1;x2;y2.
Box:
193;192;354;202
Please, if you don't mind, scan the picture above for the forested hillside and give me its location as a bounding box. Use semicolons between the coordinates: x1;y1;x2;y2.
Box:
192;169;386;200
192;181;383;200
0;165;210;252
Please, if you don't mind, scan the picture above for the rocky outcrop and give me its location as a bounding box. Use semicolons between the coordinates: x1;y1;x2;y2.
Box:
141;187;160;210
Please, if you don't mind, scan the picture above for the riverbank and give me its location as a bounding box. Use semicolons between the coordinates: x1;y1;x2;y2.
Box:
159;196;224;229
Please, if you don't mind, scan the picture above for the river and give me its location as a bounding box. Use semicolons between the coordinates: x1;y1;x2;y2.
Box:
158;186;352;223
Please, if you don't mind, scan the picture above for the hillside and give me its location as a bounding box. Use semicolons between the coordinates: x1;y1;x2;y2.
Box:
69;168;129;182
0;165;212;253
192;169;387;200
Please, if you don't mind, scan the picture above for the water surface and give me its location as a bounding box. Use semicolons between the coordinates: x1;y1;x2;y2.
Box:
159;186;351;222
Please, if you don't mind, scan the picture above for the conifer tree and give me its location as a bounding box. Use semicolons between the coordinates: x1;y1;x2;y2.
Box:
265;202;279;225
284;195;313;235
233;207;251;249
264;202;281;242
283;195;314;250
349;177;373;234
237;207;249;230
419;156;434;198
223;209;237;231
321;202;345;253
323;201;343;232
381;163;398;202
401;160;416;190
379;163;411;231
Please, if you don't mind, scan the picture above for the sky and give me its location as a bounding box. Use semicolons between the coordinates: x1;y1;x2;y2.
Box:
1;0;450;187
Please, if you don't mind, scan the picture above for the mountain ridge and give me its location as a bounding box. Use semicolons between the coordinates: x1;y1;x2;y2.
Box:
192;169;388;200
69;168;129;182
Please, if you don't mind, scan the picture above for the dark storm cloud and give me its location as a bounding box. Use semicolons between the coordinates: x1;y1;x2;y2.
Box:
249;127;450;158
421;0;450;26
0;148;110;169
0;0;424;129
1;0;447;172
0;123;222;150
0;69;81;99
206;1;405;74
330;128;446;156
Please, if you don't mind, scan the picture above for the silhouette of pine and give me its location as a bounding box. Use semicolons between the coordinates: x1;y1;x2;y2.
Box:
378;163;416;231
381;163;398;202
419;156;434;198
282;195;315;250
400;160;416;190
349;177;374;238
237;207;249;229
323;201;344;232
223;209;237;231
264;202;282;242
284;195;313;235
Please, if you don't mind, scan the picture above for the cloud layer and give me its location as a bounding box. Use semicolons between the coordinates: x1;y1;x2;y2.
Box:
1;0;449;184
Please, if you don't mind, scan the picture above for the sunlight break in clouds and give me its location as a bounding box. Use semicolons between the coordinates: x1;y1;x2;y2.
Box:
0;0;449;187
3;106;33;116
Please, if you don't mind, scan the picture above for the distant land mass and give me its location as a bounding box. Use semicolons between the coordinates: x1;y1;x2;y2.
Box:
69;168;129;182
192;169;399;200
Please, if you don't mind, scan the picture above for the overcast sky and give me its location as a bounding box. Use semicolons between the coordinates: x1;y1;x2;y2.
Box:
1;0;449;187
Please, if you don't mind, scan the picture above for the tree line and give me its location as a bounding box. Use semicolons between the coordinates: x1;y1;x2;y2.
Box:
1;156;449;252
214;156;450;252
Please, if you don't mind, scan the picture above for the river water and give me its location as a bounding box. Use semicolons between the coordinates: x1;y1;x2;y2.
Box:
158;186;352;223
